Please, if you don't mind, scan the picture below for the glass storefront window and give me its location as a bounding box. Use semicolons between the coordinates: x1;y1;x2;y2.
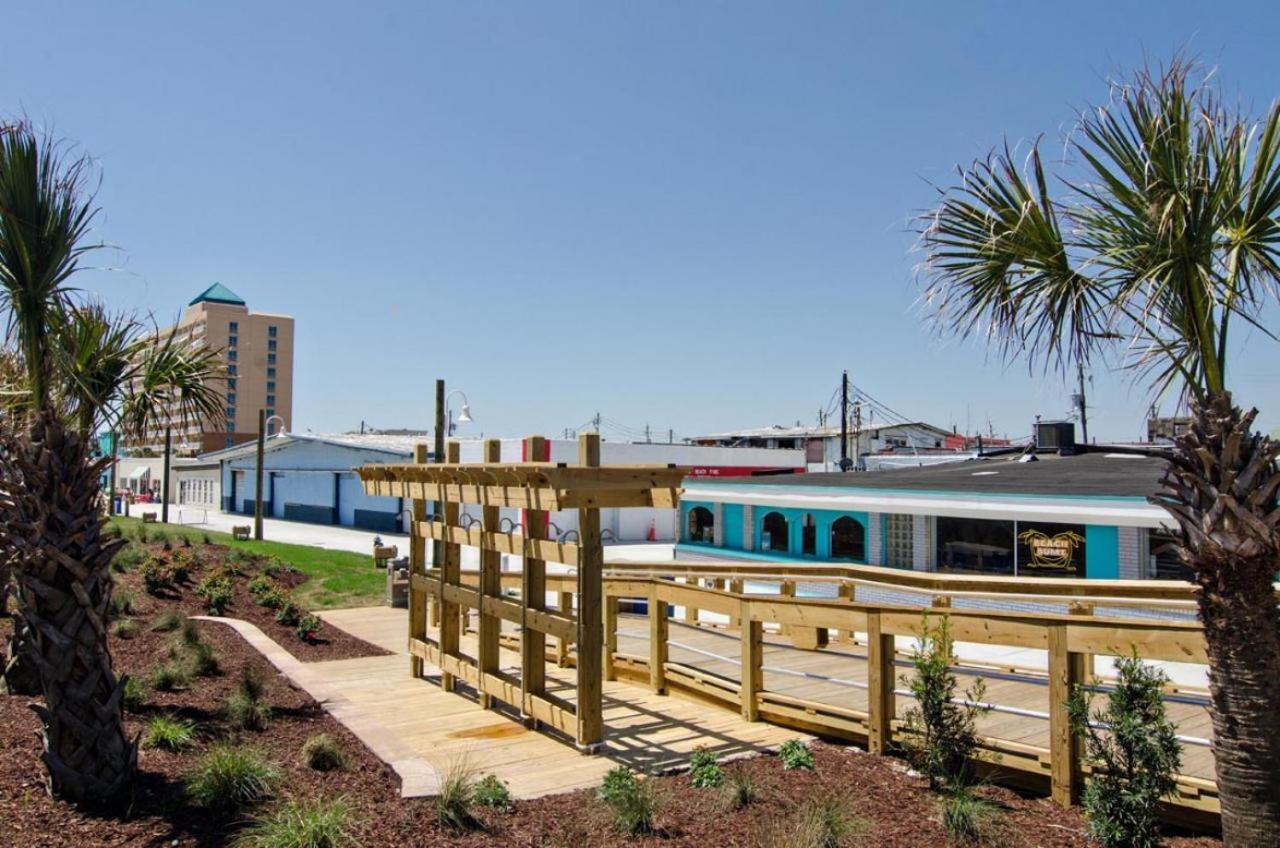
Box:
936;517;1015;575
1148;529;1193;581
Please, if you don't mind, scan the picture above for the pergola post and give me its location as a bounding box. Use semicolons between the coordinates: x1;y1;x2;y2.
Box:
438;440;461;692
575;432;604;750
409;443;428;679
520;435;548;724
477;438;502;708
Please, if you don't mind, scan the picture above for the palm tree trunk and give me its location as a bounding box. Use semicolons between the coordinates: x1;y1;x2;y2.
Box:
3;616;42;695
1155;393;1280;846
5;411;135;802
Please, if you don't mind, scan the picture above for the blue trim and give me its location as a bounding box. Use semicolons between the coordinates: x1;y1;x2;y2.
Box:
722;503;744;549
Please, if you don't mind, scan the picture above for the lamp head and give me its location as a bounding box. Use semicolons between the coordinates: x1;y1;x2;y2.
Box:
457;404;473;424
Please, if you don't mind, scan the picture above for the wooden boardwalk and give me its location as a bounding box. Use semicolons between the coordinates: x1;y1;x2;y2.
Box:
313;607;807;799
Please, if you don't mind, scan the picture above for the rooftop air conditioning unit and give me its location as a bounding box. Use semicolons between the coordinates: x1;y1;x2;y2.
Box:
1036;421;1077;454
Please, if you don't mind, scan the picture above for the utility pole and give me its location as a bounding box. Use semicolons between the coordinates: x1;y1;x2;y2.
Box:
161;426;172;524
853;400;863;470
667;428;673;444
839;370;849;471
1076;361;1089;445
644;424;651;444
253;409;265;540
593;412;601;432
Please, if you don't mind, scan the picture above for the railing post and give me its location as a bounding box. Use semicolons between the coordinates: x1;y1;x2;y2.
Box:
728;578;744;630
649;581;668;695
557;590;573;666
438;440;461;692
1049;622;1082;806
409;443;428;679
1069;601;1094;680
477;438;502;708
740;598;761;721
603;593;618;682
837;582;854;642
575;433;604;750
683;577;700;626
521;435;549;723
867;609;895;754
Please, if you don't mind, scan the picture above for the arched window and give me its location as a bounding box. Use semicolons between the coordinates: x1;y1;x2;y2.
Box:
761;511;788;553
687;506;715;544
830;516;865;562
802;513;817;556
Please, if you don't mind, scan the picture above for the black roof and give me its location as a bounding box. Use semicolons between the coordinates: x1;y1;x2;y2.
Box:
718;452;1169;498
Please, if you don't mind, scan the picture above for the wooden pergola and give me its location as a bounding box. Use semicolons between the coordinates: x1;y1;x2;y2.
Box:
359;433;685;750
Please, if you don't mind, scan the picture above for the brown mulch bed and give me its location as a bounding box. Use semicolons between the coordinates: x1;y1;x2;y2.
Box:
110;538;388;662
0;603;1222;848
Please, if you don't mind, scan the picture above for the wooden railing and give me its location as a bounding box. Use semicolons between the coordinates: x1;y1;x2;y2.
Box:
427;564;1218;824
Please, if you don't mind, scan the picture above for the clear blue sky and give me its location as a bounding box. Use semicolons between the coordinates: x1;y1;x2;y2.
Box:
6;2;1279;442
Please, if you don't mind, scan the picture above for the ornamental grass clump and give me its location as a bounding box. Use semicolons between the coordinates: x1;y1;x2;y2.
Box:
900;613;989;791
941;785;998;844
758;795;863;848
122;676;149;712
110;545;145;573
301;734;349;772
151;609;187;632
434;759;480;832
186;744;279;810
689;746;725;788
1068;653;1181;848
149;661;191;692
597;766;659;836
224;666;272;731
111;618;140;639
234;795;355;848
144;715;197;751
777;739;814;771
720;765;757;811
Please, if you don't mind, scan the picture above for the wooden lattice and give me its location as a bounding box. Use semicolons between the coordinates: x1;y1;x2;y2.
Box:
359;433;685;750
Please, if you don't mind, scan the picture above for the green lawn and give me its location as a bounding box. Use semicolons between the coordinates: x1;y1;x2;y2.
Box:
107;516;385;609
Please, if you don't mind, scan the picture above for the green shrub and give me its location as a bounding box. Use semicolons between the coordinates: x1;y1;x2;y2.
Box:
144;715;197;751
689;745;725;788
140;557;173;594
108;588;136;621
248;574;274;598
168;556;191;584
111;618;141;639
720;765;757;811
110;545;146;573
150;661;191;692
185;744;279;809
301;734;349;772
152;528;170;544
900;613;989;791
473;774;512;811
122;676;149;712
274;599;301;627
106;523;125;540
941;786;997;843
596;766;658;836
202;532;213;545
151;609;187;632
234;795;355;848
174;617;204;649
434;760;479;832
263;558;285;578
1068;652;1181;848
135;525;149;543
224;667;272;731
258;587;289;610
778;739;814;771
296;614;322;642
197;576;234;615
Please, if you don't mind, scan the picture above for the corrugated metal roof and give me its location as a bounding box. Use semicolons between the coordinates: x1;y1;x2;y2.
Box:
198;431;420;462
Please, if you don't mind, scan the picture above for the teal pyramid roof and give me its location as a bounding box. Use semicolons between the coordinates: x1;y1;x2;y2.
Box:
189;282;246;307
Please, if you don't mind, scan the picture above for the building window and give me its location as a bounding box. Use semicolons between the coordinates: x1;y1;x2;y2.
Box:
228;378;237;390
226;406;236;420
228;335;237;347
225;436;235;448
229;321;238;332
266;408;275;418
228;350;237;362
228;365;237;375
227;392;236;405
268;353;276;365
266;394;275;406
266;381;275;392
884;514;914;567
830;517;865;562
801;513;817;556
687;507;714;544
1147;529;1192;581
268;339;277;352
267;367;276;378
268;325;277;338
761;512;788;553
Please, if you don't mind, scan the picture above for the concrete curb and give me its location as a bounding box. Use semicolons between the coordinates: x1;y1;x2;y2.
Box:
192;615;441;797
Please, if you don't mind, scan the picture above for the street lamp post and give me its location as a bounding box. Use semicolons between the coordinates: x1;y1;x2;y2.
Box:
253;412;287;541
445;389;473;437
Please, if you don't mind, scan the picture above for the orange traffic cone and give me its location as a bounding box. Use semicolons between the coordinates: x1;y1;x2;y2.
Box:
647;519;657;542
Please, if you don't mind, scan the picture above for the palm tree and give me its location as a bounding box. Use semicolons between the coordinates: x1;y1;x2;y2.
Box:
916;61;1280;845
0;121;224;802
